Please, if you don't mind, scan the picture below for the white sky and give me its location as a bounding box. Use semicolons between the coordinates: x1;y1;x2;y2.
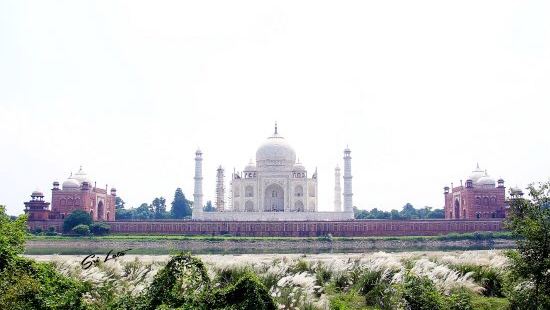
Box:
1;1;549;216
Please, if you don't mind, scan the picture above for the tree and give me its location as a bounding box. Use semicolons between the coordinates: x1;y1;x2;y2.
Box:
90;222;111;236
134;203;154;220
115;196;125;209
203;200;215;212
62;210;92;233
171;188;192;219
72;224;90;236
505;181;550;309
0;205;27;270
152;197;168;219
400;203;418;220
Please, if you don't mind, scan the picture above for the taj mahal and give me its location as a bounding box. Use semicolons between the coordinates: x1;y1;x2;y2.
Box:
191;124;355;221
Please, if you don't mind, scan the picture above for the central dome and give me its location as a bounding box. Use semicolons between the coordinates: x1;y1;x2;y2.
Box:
256;125;296;167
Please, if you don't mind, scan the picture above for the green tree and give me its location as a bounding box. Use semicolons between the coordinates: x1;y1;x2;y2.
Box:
203;200;216;212
71;224;90;236
134;203;154;220
62;210;92;233
0;205;27;270
171;188;192;219
505;181;550;309
152;197;168;218
90;222;111;236
115;196;125;209
400;203;418;219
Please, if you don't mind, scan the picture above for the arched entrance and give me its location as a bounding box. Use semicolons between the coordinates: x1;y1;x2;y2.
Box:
264;184;284;212
454;199;460;219
97;201;105;221
245;200;254;212
294;200;304;212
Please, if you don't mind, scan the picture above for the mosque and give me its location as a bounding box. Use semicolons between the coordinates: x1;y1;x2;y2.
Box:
191;124;355;221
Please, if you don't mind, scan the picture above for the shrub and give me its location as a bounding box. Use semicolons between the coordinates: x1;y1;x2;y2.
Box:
32;227;43;235
402;273;445;310
90;222;111;236
447;289;474;310
63;210;92;233
72;224;90;236
45;226;57;236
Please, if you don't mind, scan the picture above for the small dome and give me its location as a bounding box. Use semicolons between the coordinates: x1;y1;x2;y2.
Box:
73;166;92;185
62;177;81;190
244;159;256;171
294;159;305;171
256;125;296;167
469;163;485;182
31;190;44;197
477;176;495;186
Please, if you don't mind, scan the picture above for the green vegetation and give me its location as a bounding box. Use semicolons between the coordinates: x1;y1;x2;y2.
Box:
504;181;550;309
62;209;92;232
116;188;193;220
354;203;445;220
71;224;91;236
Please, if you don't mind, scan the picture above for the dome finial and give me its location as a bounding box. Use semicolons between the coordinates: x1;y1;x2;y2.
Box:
274;122;278;135
476;162;480;169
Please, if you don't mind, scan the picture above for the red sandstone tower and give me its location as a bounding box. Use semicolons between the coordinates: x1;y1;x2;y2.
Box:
24;190;50;221
444;164;506;220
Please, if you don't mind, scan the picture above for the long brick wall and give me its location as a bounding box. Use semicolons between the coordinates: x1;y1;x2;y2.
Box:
28;219;505;237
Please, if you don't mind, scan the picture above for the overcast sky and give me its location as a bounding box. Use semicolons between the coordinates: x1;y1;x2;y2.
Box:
1;1;549;216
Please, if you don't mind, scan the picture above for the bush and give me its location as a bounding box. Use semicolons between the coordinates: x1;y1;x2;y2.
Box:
63;210;92;233
402;273;445;310
32;227;43;235
90;222;111;236
71;224;90;236
45;226;57;236
447;289;474;310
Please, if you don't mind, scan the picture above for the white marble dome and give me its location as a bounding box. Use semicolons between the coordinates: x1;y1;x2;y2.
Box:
469;164;485;182
256;131;296;166
62;177;80;190
72;166;92;185
477;175;495;186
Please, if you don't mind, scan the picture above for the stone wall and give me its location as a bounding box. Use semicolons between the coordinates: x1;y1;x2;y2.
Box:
28;219;504;237
192;211;354;221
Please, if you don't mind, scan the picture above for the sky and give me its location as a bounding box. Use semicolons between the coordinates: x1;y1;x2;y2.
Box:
0;1;549;216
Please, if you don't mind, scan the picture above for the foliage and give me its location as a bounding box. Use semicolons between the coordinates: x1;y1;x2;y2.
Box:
505;181;550;309
402;272;445;310
90;222;111;236
354;203;445;220
152;197;169;219
63;210;92;233
451;264;504;297
0;258;89;309
0;205;27;270
115;196;125;209
45;226;57;236
171;188;192;218
203;200;216;212
72;224;90;236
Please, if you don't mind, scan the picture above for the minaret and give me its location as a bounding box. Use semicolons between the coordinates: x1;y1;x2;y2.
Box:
343;147;353;213
215;165;225;211
334;165;342;212
193;149;204;214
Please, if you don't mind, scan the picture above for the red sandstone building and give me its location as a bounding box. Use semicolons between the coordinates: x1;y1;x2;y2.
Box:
24;167;116;221
444;164;506;220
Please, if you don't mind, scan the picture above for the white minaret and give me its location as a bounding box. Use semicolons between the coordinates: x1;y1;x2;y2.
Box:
343;147;353;213
334;165;342;212
215;165;225;211
193;149;203;214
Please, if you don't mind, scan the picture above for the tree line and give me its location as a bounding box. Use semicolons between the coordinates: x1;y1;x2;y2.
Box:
115;187;216;220
354;203;445;220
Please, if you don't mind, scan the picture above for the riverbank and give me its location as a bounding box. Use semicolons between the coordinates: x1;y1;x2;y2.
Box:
25;232;516;255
